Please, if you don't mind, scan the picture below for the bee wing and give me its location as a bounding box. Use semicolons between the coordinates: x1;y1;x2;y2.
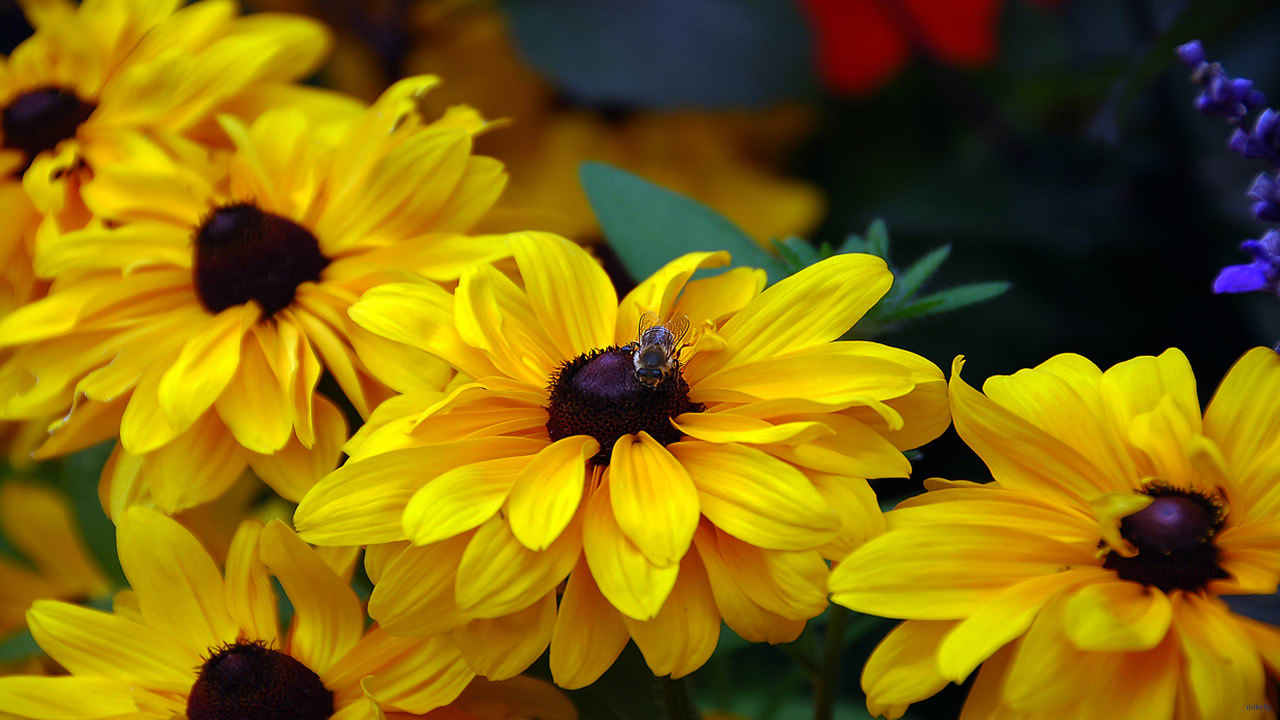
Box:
665;313;692;347
637;311;658;340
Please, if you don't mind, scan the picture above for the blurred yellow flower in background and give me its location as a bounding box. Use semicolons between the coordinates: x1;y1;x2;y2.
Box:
0;76;510;517
831;348;1280;719
295;233;948;687
0;507;575;719
249;0;824;247
0;482;109;638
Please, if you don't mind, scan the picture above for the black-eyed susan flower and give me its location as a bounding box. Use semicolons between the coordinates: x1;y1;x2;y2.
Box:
295;234;949;687
0;507;572;720
0;76;510;516
0;482;110;638
830;347;1280;719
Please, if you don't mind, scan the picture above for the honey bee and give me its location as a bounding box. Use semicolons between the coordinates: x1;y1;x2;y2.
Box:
631;311;691;388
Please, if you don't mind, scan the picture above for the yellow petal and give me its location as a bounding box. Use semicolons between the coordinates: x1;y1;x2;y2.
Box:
454;262;562;385
949;356;1115;505
673;267;767;330
1090;492;1153;557
829;524;1096;619
357;633;475;715
712;253;890;369
449;676;578;720
404;455;529;546
692;342;917;406
607;432;699;567
936;568;1110;682
1062;580;1172;651
692;525;804;644
452;592;555;680
614;251;730;346
248;395;348;503
0;483;108;598
157;303;256;432
367;536;470;636
506;436;596;551
455;512;581;619
671;412;834;446
671;441;839;550
761;413;911;479
1128;396;1198;487
25;600;195;691
214;327;294;454
349;280;500;381
509;232;616;359
98;444;150;521
1203;347;1280;516
1171;593;1266;720
623;550;720;678
119;361;182;454
861;620;955;718
0;676;137;718
259;521;363;675
294;437;544;545
137;411;250;515
713;531;829;621
582;479;679;621
810;474;885;560
116;506;239;657
1099;348;1202;438
549;560;631;690
36;222;193;276
223;519;279;645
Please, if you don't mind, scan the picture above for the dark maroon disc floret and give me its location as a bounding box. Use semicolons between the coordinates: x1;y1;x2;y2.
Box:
187;641;333;720
1102;486;1229;592
194;203;329;318
546;346;701;465
2;86;95;175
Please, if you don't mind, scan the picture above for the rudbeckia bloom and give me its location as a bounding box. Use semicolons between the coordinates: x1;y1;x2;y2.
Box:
0;507;575;720
0;76;509;516
295;234;948;687
830;348;1280;719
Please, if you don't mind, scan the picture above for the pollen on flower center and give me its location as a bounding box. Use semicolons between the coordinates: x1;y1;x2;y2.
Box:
546;346;702;465
194;203;330;318
1;86;96;175
1102;486;1229;592
187;640;334;720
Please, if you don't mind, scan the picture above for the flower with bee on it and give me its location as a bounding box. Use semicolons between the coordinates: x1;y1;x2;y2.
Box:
294;234;950;687
630;312;692;388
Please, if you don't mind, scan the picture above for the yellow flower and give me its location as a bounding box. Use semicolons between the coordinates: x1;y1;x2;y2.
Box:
0;507;572;719
830;348;1280;719
295;234;948;687
0;482;111;638
292;2;824;245
0;76;510;516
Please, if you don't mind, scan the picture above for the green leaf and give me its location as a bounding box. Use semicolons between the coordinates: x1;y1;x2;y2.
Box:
864;219;891;261
772;237;821;272
894;282;1013;320
581;162;786;284
892;244;951;301
0;628;40;664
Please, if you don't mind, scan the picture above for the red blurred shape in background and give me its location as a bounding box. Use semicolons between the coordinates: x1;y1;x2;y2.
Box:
804;0;1059;94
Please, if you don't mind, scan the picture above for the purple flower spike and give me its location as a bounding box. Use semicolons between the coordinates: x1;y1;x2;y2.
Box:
1177;40;1206;68
1214;230;1280;295
1249;173;1280;221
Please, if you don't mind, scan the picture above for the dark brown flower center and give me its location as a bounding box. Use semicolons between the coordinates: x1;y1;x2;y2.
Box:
187;641;333;720
1102;486;1229;592
2;86;95;175
194;203;329;318
546;346;701;465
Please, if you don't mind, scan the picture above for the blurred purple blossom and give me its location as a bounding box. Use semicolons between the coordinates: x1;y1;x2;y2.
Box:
1176;40;1266;126
1213;231;1280;295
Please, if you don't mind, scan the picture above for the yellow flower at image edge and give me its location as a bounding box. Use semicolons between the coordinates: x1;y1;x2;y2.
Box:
0;76;510;516
295;234;950;687
0;507;575;720
831;348;1280;719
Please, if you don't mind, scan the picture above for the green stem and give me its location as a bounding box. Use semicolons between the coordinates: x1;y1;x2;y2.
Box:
662;675;702;720
813;606;851;720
